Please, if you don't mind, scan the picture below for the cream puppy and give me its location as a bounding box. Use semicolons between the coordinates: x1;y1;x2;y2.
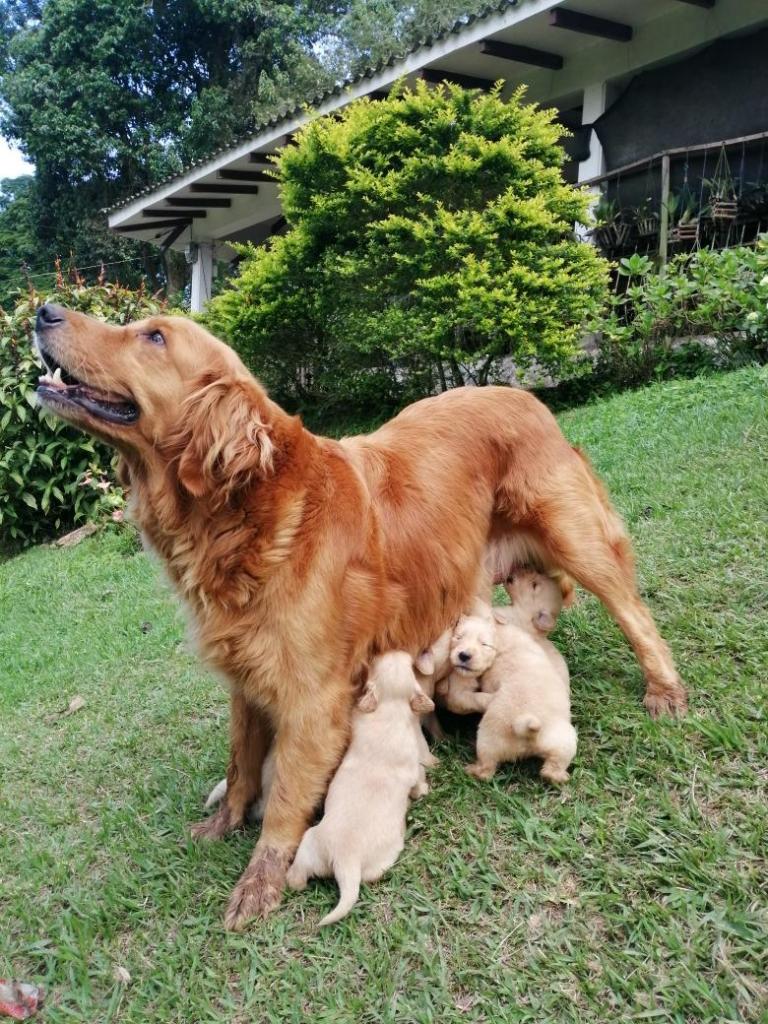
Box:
467;570;577;784
204;745;275;820
286;651;433;926
434;599;497;714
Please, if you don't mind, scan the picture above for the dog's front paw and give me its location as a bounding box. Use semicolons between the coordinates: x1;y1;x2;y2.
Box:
224;849;288;930
190;804;239;841
466;762;495;781
644;681;688;719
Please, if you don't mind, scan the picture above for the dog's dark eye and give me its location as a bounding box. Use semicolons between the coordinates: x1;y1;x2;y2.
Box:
146;330;165;346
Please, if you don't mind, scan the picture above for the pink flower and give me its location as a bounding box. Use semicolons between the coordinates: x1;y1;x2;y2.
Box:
111;509;125;523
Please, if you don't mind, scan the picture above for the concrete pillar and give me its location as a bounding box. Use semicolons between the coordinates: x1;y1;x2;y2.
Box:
577;81;608;241
190;241;214;313
579;81;608;184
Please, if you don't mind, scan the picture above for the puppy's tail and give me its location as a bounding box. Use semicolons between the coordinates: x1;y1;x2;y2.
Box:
319;862;361;927
204;777;227;809
512;715;541;737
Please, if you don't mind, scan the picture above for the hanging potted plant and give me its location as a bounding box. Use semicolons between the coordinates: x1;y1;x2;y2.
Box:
634;197;658;238
590;195;619;251
706;147;738;222
668;190;700;243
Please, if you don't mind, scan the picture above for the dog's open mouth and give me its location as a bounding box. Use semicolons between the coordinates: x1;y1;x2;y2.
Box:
36;341;139;425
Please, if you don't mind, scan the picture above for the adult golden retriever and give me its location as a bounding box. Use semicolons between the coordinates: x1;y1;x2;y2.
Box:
33;304;686;929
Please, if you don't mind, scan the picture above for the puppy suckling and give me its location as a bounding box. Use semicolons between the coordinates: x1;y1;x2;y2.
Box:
467;570;577;784
204;745;276;821
434;599;497;715
286;652;433;926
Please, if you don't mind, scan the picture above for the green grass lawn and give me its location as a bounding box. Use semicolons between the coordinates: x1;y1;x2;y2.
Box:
1;367;767;1023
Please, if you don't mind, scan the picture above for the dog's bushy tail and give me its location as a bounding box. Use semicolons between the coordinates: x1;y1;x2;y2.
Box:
319;861;361;927
512;715;541;737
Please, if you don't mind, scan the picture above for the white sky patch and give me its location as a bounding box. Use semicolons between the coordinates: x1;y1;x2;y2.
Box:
0;136;34;179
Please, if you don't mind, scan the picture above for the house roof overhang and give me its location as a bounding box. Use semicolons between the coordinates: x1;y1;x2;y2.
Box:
107;0;768;252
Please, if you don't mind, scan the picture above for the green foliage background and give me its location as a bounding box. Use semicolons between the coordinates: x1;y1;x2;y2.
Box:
206;83;609;418
0;279;166;549
0;0;502;301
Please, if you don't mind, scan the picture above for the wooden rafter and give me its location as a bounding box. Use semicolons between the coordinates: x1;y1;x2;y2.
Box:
144;208;207;219
218;169;274;183
421;67;495;91
165;196;231;208
114;219;190;233
190;184;260;195
549;8;632;42
480;38;563;70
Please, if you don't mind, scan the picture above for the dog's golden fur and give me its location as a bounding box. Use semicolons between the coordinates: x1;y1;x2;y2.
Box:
34;307;686;929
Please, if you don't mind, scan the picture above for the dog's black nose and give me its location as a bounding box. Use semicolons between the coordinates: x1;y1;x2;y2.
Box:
458;650;471;664
36;303;67;330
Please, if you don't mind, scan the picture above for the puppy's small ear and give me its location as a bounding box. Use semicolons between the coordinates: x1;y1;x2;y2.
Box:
357;684;378;713
414;649;435;676
534;610;555;633
410;686;435;714
558;574;576;609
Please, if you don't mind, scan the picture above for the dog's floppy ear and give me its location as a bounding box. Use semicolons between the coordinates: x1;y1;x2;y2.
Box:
414;649;435;676
410;684;435;714
357;683;378;713
172;375;274;504
534;609;556;633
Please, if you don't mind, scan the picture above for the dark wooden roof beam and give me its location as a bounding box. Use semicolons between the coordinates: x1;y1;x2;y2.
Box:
144;208;207;219
480;38;563;70
165;196;231;208
160;221;191;252
249;152;278;163
674;0;715;6
114;219;190;233
191;183;260;195
421;67;495;91
218;169;273;182
549;8;632;42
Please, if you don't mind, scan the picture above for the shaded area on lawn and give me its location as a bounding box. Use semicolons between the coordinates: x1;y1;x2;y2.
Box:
1;367;767;1023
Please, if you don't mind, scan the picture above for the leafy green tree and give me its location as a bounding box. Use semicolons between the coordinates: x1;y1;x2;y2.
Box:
0;0;353;281
0;175;37;307
206;83;609;416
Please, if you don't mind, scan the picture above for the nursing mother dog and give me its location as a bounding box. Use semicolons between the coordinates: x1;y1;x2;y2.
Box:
32;303;686;930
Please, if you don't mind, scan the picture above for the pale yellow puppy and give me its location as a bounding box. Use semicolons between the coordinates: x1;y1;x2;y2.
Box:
286;652;433;926
434;599;497;714
467;570;577;784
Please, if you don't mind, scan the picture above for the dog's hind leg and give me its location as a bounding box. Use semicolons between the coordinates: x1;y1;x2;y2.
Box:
513;453;686;717
192;689;272;839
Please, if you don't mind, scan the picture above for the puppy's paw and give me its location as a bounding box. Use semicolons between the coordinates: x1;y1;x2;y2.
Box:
190;803;239;841
644;682;688;719
410;780;430;799
540;766;569;785
466;762;494;781
285;865;308;891
224;849;288;931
